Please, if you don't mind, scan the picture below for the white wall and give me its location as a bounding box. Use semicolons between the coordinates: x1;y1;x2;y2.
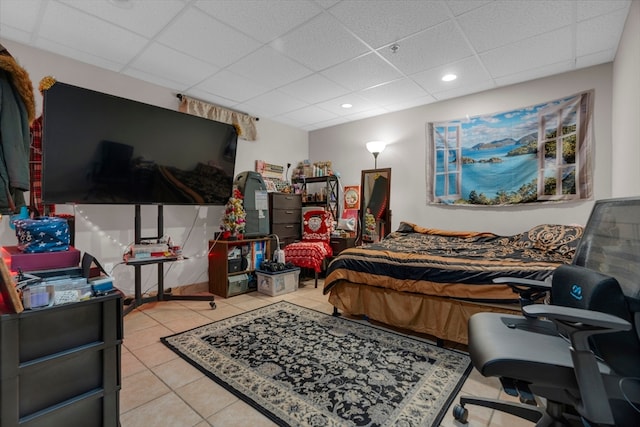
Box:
310;64;614;235
612;0;640;197
0;40;308;295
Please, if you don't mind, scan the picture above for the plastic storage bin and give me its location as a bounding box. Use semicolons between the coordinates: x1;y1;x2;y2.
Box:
256;268;300;296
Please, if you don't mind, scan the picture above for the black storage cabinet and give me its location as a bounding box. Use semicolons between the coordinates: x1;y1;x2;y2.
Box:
0;293;122;427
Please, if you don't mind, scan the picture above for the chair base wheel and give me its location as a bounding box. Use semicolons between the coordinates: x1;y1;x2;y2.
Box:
452;404;469;423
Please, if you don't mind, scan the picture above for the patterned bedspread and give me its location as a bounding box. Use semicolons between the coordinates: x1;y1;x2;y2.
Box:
324;222;583;301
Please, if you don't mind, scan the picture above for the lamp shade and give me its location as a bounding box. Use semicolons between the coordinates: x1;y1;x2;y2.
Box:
366;141;387;154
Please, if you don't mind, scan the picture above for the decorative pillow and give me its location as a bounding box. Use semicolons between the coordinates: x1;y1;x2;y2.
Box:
527;224;584;255
302;210;332;242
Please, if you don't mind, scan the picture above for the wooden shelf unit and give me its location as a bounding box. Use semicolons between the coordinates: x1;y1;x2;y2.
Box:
208;237;271;298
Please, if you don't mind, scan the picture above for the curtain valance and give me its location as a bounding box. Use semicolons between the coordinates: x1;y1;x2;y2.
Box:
178;95;257;141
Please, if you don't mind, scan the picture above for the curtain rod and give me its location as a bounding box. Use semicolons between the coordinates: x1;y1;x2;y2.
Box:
176;93;259;121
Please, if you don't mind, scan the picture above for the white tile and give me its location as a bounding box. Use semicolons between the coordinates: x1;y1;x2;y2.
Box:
278;73;350;104
576;7;631;56
227;46;313;90
359;78;429;106
379;21;474;75
321;52;403;92
411;56;492;94
480;27;574;79
38;1;149;65
128;43;219;87
271;13;369;71
238;89;308;117
158;7;260;68
195;0;322;43
457;0;573;53
328;0;451;49
59;0;185;38
195;70;271;103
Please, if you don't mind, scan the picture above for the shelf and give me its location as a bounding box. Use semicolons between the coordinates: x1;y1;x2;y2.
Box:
292;175;339;220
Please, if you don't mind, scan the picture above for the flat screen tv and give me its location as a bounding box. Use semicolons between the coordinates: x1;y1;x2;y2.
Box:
41;82;238;205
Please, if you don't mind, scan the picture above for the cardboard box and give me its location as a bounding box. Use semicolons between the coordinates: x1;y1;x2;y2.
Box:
256;268;300;296
1;246;81;272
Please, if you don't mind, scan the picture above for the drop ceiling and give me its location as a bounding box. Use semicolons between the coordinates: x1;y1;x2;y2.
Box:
0;0;632;131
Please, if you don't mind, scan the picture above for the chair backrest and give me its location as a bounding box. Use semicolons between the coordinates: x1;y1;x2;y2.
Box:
567;197;640;377
301;210;332;242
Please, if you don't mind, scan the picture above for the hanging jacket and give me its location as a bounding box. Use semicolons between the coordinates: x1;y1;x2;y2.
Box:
0;42;35;213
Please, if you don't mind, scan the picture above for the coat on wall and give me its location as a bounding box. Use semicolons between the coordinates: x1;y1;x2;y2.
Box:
0;42;35;214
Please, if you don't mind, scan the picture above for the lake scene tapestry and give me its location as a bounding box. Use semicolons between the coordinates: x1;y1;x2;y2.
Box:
427;90;593;206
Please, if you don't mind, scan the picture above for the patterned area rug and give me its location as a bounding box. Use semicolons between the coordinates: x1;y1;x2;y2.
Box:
161;301;471;427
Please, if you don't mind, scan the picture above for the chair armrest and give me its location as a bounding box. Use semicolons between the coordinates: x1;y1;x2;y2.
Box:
493;276;552;306
522;304;631;332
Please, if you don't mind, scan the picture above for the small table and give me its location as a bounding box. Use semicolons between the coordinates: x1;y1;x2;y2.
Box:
330;236;357;256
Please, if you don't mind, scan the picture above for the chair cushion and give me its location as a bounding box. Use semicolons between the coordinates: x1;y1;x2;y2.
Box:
468;312;610;390
302;210;332;241
285;241;332;272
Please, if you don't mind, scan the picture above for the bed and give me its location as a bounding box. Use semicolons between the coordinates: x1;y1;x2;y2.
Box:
323;222;583;345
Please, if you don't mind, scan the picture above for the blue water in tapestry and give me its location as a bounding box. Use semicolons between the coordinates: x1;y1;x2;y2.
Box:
435;145;538;199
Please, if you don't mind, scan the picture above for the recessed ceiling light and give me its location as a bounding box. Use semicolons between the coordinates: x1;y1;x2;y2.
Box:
341;103;353;109
442;74;457;82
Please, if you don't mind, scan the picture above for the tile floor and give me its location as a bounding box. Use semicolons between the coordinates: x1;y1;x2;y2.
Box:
120;279;533;427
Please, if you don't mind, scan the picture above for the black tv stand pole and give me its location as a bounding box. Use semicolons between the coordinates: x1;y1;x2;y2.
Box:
123;204;216;315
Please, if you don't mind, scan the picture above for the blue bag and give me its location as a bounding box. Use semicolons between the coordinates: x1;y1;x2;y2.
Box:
14;217;71;253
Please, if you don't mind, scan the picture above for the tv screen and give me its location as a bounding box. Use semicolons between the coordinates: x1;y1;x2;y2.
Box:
41;82;238;205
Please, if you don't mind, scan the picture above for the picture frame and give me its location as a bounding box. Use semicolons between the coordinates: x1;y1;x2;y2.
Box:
0;258;24;314
344;185;361;210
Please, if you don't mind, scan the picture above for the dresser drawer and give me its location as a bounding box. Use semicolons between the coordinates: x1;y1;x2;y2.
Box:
272;223;301;239
271;208;302;223
270;193;302;209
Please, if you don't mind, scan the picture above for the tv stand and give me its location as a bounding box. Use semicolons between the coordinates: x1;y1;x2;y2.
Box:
123;204;216;315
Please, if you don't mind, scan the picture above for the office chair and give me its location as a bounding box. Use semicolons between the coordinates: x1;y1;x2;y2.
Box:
454;197;640;426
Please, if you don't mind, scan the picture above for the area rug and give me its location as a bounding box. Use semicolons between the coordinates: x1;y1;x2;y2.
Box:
161;301;471;427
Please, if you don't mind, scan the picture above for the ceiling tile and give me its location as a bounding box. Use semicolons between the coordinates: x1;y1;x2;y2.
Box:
124;67;189;92
411;57;492;94
279;105;338;124
158;7;260;68
378;20;474;75
383;94;437;113
575;49;617;68
494;60;575;87
445;0;493;16
127;43;218;87
480;27;574;78
226;46;313;90
238;90;308;117
321;53;403;91
34;37;124;72
315;93;380;115
271;13;369;71
576;0;631;21
195;0;322;43
457;0;573;53
278;73;350;104
0;0;42;34
37;1;148;65
431;80;496;102
359;78;429;106
195;70;271;103
576;7;631;56
328;0;450;49
59;0;185;38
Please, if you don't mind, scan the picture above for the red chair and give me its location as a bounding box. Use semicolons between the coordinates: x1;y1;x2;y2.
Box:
284;210;333;287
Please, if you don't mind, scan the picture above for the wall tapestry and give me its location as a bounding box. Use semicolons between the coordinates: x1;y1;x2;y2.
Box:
426;90;594;206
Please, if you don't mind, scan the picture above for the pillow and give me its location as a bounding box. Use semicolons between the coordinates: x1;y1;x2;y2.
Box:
302;210;332;241
526;224;584;255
